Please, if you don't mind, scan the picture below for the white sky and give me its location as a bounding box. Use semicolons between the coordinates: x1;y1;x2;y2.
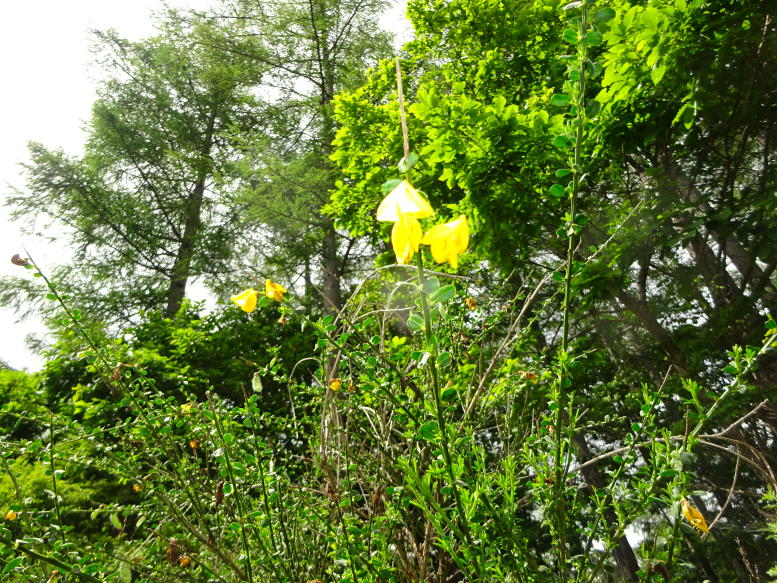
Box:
0;0;411;371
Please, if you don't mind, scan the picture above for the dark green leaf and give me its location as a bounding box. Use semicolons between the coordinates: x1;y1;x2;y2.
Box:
441;387;458;401
418;421;439;441
593;7;616;24
562;29;579;44
584;31;603;46
549;184;567;198
436;352;452;368
1;557;24;575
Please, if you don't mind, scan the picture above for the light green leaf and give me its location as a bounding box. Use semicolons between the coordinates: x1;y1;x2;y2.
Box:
428;284;456;304
110;512;123;530
407;314;425;332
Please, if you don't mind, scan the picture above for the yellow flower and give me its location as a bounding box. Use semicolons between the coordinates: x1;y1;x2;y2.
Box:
265;279;287;302
180;403;193;414
232;288;259;313
681;498;709;533
132;484;142;493
329;378;342;391
5;509;17;521
189;439;200;450
391;214;423;265
179;555;192;567
376;180;434;222
421;215;469;268
465;297;476;310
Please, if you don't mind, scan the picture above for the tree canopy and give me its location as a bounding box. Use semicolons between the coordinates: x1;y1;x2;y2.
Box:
1;0;776;581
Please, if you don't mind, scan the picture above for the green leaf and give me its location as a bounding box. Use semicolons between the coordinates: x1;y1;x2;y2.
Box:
441;387;458;401
110;512;123;530
550;93;571;107
549;184;567;198
407;314;425;332
397;152;420;173
418;421;439;441
118;564;133;583
1;557;24;575
552;135;571;149
555;169;572;177
593;7;616;24
422;277;441;295
428;284;456;304
651;64;667;85
381;178;402;195
562;29;579;44
584;31;603;46
436;352;452;368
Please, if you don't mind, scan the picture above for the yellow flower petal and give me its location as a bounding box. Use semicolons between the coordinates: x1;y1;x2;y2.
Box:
420;215;469;268
5;510;17;521
265;279;287;302
681;498;709;533
329;378;342;391
231;288;259;312
392;214;423;265
377;180;434;222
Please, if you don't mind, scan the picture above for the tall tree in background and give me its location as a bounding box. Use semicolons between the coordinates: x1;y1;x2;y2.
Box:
3;16;263;322
203;0;393;314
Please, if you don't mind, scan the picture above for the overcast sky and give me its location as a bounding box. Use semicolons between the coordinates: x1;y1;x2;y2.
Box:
0;0;410;371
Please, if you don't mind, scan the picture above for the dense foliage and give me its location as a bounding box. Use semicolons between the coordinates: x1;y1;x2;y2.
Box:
2;0;776;582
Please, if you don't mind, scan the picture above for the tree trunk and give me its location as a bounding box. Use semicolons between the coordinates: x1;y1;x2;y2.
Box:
573;432;640;581
164;109;216;317
615;289;689;375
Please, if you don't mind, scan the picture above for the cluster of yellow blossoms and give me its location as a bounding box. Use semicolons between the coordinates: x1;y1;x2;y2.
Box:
377;180;469;268
230;181;467;314
231;279;287;313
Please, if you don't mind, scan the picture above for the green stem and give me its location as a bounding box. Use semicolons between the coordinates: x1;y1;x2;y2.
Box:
0;535;102;582
207;396;257;583
48;413;66;544
555;5;589;578
414;252;481;578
